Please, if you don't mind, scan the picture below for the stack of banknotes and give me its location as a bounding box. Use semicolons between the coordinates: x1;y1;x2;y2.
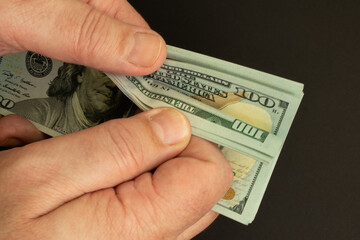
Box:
0;46;303;224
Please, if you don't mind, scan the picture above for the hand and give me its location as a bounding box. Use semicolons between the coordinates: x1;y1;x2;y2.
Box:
0;109;233;239
0;0;167;76
0;1;233;239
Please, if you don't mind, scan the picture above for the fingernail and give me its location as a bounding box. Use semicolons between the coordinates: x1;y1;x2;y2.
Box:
128;32;162;67
149;108;190;145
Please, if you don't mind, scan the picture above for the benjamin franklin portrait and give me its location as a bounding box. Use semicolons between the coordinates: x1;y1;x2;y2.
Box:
11;63;134;134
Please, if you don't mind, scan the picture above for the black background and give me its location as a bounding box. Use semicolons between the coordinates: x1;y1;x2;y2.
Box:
131;1;360;239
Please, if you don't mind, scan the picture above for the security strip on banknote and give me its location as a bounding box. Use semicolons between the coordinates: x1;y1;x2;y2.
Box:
0;46;303;225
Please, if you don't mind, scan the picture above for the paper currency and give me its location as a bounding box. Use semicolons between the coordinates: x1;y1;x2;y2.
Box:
0;46;303;225
0;53;136;136
108;46;304;224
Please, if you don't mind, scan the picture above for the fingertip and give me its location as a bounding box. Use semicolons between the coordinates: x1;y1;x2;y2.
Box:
88;27;167;76
138;107;191;146
114;29;167;76
76;25;167;76
128;32;166;69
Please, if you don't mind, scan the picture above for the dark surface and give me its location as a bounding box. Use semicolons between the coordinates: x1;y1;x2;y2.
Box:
131;1;360;239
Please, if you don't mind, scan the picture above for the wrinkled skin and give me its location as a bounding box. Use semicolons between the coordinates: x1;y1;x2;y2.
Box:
0;0;167;75
0;1;233;239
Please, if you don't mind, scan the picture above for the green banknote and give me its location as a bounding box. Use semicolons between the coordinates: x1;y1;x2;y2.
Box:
108;46;304;224
0;53;136;136
0;46;303;224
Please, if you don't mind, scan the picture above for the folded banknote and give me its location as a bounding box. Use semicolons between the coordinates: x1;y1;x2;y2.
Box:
0;46;303;224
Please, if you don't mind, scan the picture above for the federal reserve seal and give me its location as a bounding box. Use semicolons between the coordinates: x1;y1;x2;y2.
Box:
25;52;53;78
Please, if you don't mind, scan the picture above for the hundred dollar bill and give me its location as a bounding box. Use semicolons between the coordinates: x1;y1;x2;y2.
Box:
107;46;304;224
0;47;304;224
0;52;136;136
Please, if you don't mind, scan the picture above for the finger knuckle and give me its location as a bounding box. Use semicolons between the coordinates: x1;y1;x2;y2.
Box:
72;9;111;63
102;120;145;176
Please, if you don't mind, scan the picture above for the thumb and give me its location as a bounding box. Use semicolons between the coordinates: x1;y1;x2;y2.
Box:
0;108;190;219
1;0;166;75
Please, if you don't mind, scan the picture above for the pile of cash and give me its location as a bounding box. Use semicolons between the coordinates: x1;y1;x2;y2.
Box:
0;46;303;224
